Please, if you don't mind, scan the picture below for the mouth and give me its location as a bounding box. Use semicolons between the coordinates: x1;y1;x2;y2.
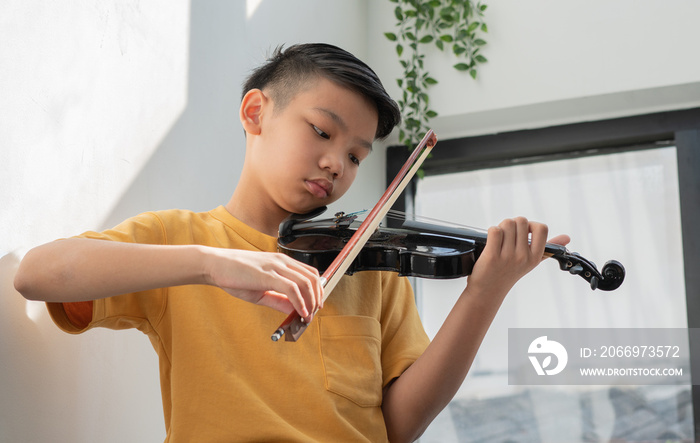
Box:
305;179;333;199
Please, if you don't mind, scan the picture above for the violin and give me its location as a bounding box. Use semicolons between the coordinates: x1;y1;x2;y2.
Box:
270;130;625;342
277;208;625;291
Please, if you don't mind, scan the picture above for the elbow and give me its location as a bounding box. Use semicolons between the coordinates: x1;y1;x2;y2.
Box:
13;248;53;301
387;427;426;443
14;259;39;301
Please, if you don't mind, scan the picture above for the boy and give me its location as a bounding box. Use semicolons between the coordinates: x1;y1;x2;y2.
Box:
14;43;568;442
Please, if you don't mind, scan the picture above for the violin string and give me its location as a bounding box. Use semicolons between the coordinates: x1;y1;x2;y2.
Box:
383;210;543;246
369;208;489;234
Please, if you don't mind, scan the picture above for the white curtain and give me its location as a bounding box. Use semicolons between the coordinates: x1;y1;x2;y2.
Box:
415;147;691;442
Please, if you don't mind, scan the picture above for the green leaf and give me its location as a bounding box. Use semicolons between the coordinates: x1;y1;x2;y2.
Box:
384;32;397;41
475;54;488;63
394;6;403;21
396;44;403;56
480;4;488;11
440;6;455;20
453;62;470;71
481;23;488;33
406;32;416;41
426;110;438;118
424;76;438;85
469;69;477;79
474;38;487;46
435;39;444;50
404;9;417;17
453;45;467;55
440;34;454;42
396;79;403;87
467;22;480;33
419;35;434;43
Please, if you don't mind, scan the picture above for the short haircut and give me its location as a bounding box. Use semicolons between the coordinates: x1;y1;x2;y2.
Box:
242;43;401;140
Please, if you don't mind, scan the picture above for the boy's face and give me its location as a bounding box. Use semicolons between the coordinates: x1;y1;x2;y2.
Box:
244;77;379;215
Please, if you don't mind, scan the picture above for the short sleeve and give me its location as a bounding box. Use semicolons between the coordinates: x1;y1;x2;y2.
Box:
46;212;168;334
379;273;430;386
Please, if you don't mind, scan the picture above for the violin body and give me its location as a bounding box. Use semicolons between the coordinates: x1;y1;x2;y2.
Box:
278;207;626;291
279;222;480;279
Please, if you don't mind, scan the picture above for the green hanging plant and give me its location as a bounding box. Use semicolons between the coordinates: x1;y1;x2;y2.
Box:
385;0;489;154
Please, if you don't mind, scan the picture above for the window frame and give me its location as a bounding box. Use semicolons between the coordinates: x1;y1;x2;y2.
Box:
386;107;700;439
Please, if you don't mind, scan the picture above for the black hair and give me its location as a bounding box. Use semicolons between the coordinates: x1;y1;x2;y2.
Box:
242;43;400;140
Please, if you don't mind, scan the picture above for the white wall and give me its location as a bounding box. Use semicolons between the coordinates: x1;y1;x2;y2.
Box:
368;0;700;140
2;0;699;441
1;1;370;441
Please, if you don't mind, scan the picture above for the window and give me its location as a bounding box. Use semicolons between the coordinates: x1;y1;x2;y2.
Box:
386;108;700;442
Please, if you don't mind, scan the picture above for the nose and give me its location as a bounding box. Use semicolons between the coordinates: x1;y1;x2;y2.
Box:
319;151;343;178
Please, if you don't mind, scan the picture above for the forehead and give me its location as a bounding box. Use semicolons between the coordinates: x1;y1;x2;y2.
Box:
269;77;379;135
270;75;374;115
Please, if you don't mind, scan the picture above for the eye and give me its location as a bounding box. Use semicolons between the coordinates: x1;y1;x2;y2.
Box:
312;125;330;140
349;153;360;166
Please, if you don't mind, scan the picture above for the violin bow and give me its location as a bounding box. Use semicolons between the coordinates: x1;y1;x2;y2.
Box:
271;129;438;342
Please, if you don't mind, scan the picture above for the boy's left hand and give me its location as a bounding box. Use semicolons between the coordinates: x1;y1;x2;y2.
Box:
466;217;570;298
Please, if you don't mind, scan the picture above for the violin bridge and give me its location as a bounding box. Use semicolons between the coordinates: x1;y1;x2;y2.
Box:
333;210;366;228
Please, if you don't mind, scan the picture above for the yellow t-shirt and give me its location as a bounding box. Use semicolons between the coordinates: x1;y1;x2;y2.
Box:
48;206;430;442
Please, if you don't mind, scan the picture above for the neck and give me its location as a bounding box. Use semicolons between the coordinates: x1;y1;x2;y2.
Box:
225;164;293;237
225;189;289;237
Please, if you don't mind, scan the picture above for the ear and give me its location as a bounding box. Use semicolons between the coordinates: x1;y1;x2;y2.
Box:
239;89;267;136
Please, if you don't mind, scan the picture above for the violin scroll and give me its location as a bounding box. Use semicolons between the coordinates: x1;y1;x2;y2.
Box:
551;252;625;291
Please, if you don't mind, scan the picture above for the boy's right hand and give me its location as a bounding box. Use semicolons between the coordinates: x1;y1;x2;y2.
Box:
203;248;323;322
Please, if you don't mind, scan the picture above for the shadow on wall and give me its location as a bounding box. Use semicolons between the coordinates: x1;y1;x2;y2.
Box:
101;1;248;230
0;250;164;442
0;252;77;439
1;2;248;442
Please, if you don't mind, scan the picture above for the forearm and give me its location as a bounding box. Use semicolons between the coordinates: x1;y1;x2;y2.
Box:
382;285;507;443
14;238;208;302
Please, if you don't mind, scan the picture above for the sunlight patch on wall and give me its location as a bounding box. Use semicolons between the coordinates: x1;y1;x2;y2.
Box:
24;300;44;323
246;0;264;19
0;0;190;251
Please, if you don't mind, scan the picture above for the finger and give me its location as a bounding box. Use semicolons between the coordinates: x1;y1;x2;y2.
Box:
528;221;549;257
296;261;324;311
513;217;531;254
276;255;323;312
498;218;517;255
547;234;571;247
267;273;311;319
257;290;297;315
266;256;320;316
222;287;296;315
483;225;504;259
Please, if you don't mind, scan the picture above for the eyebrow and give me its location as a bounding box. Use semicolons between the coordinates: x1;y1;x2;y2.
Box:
313;107;374;152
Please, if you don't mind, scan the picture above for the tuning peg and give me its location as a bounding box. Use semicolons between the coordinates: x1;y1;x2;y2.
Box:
590;276;599;290
569;264;584;275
